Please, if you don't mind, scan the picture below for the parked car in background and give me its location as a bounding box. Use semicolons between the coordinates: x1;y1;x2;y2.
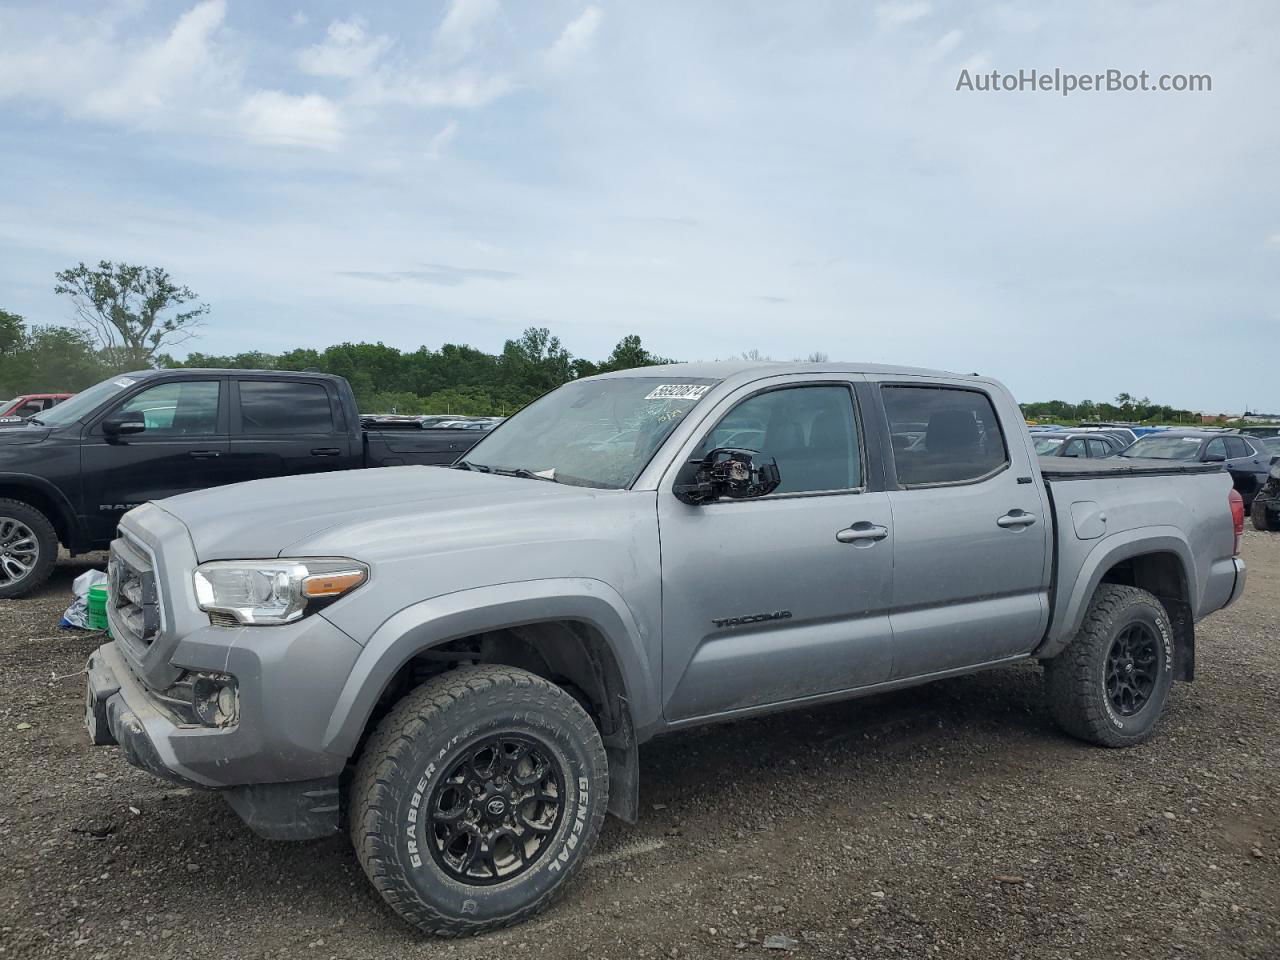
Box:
0;392;74;424
1121;430;1271;505
83;360;1244;935
1074;425;1139;446
1033;431;1127;459
0;369;491;597
1237;425;1280;440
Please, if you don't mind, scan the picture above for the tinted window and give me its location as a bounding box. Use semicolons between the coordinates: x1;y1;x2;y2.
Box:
699;385;861;494
1062;438;1086;458
882;386;1008;486
1088;439;1112;457
239;381;334;434
1225;437;1250;458
118;381;220;435
16;401;42;417
1205;437;1228;460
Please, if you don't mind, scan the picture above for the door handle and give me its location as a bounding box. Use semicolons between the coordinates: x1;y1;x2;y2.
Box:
311;448;341;457
188;450;220;459
836;522;889;544
997;510;1038;528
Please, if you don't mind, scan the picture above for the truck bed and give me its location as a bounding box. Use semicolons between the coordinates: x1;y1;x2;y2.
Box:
1038;456;1224;481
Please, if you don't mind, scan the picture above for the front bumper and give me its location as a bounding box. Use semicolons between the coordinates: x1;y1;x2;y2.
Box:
85;634;353;840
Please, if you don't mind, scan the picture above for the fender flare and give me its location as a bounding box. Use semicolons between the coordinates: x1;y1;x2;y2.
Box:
1037;526;1196;660
0;472;82;546
320;578;659;761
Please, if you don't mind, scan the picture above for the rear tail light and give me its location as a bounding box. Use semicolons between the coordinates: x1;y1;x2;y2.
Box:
1229;488;1245;555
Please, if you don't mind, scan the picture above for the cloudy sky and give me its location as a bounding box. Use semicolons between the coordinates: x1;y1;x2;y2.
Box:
0;0;1276;410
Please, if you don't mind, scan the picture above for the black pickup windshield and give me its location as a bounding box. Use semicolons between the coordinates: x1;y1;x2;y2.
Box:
28;376;139;426
461;377;720;489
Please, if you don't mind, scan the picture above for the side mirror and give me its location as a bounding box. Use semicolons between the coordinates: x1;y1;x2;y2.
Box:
102;410;146;437
673;447;781;505
1203;452;1226;463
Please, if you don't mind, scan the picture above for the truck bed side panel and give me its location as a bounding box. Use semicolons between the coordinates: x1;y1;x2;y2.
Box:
1040;466;1237;656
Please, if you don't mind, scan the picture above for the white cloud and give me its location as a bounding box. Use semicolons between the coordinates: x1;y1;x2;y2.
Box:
1267;234;1280;246
427;120;459;158
298;17;392;79
546;6;602;70
240;91;343;148
931;28;964;58
432;0;501;65
876;1;932;28
290;11;309;28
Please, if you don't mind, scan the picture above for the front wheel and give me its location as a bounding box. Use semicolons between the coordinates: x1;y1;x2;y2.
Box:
0;499;58;599
1044;584;1175;747
349;665;609;936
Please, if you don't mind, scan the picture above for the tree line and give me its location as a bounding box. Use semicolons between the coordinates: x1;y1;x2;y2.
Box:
1019;395;1205;425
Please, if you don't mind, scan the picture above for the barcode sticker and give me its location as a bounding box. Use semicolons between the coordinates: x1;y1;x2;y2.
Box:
645;384;711;402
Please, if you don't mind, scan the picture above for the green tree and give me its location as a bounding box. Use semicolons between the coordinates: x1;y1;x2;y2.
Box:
597;334;672;373
54;260;208;367
0;309;23;355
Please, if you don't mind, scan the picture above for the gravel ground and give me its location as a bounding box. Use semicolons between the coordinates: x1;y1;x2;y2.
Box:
1;534;1277;960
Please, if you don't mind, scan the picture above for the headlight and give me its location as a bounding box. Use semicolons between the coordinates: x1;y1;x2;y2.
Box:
193;558;368;625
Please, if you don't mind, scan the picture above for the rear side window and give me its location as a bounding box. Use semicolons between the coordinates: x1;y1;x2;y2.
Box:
239;381;334;434
882;386;1008;486
1225;437;1250;458
1088;438;1112;457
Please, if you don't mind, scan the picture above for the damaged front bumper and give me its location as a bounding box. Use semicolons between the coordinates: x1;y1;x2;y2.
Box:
85;641;342;841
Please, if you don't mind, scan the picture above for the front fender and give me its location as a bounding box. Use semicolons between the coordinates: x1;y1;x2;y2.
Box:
1037;526;1196;659
0;471;82;545
319;578;658;759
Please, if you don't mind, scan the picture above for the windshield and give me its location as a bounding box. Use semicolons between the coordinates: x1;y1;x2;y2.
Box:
1121;435;1204;461
1033;436;1065;455
461;377;720;488
32;376;138;426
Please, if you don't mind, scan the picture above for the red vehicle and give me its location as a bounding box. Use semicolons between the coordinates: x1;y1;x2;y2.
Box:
0;393;74;421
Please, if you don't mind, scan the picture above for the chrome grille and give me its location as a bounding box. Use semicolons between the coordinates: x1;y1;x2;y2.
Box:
107;532;162;653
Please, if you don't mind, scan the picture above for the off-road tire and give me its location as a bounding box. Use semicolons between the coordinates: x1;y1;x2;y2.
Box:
0;499;58;600
1044;584;1175;748
349;664;609;936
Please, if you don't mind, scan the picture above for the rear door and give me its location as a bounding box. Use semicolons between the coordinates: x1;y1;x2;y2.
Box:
1225;436;1267;500
80;378;230;542
658;375;895;721
227;378;360;484
870;378;1050;678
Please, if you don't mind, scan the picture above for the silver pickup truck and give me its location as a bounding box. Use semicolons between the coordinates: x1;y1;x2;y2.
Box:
84;362;1246;935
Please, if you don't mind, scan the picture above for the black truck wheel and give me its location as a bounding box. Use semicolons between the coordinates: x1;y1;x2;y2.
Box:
350;664;609;936
0;499;58;600
1044;584;1175;747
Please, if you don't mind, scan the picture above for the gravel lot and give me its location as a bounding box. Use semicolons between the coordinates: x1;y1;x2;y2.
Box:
2;533;1277;960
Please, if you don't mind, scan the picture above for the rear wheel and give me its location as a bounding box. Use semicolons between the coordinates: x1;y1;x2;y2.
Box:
349;665;609;936
1044;584;1175;747
0;499;57;599
1253;496;1278;532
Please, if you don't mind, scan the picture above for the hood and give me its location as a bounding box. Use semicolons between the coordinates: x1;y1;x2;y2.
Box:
0;423;51;443
152;465;605;560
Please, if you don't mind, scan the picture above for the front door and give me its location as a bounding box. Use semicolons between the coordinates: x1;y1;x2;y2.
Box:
658;378;895;722
80;379;230;542
873;380;1050;678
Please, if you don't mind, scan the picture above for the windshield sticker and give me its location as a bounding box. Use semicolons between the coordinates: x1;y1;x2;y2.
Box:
112;378;137;388
645;384;711;402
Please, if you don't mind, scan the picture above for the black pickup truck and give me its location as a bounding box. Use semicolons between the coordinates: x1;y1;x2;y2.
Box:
0;368;482;598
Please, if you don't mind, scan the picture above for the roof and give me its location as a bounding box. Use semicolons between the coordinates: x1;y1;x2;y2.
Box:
136;368;345;381
587;360;966;381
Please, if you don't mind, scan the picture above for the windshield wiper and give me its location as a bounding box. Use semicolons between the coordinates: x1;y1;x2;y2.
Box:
492;466;558;483
451;460;491;472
